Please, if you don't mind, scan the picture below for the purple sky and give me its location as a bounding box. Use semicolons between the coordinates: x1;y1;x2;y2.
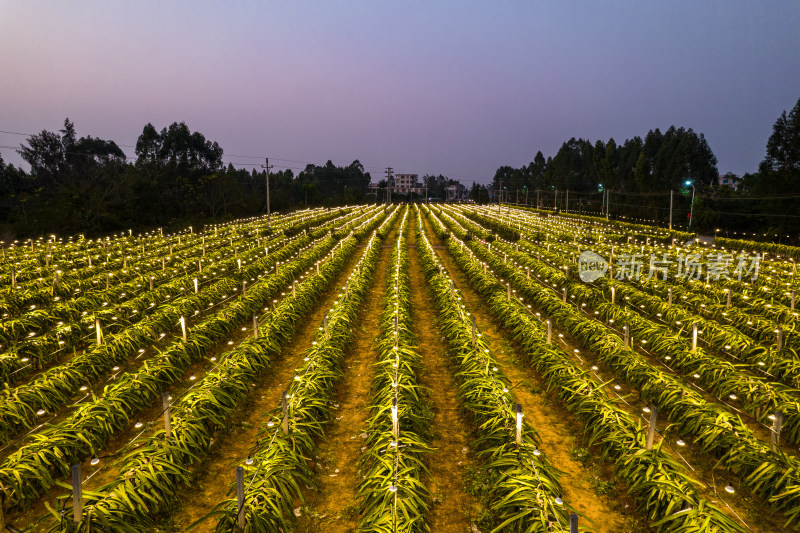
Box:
2;1;799;184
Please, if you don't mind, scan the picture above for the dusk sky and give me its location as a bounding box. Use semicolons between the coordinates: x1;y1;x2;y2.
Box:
2;1;799;184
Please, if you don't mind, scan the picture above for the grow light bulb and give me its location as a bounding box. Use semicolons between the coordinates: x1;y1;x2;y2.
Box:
389;485;397;493
643;407;651;413
245;456;254;465
729;394;737;400
210;357;217;362
80;386;88;392
391;398;398;432
135;420;143;428
614;384;621;390
90;457;100;466
189;375;196;381
554;497;563;505
37;409;46;416
724;483;735;494
676;439;686;446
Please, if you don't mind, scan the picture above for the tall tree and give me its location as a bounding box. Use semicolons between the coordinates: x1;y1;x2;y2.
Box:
17;121;68;185
757;97;800;192
134;121;223;173
529;151;547;189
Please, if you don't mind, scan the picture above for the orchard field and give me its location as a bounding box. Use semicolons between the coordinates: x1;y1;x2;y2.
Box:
1;204;799;532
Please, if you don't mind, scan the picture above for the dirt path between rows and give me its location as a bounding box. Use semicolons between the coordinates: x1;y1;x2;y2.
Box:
420;214;637;533
451;210;791;533
164;237;379;532
407;220;481;532
294;230;399;532
8;275;323;531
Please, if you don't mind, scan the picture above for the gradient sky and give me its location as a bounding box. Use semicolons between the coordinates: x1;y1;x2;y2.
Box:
2;1;799;184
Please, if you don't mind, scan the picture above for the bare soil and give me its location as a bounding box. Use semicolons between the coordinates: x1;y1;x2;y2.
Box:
420;214;641;533
293;235;398;533
166;241;375;532
407;221;482;532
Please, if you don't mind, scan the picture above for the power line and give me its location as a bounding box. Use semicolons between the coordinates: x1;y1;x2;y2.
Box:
0;144;136;160
9;127;799;195
2;128;488;181
0;129;33;136
687;209;800;219
697;193;800;200
225;153;385;170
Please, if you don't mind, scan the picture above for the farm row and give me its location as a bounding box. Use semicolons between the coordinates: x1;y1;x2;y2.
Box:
0;204;797;531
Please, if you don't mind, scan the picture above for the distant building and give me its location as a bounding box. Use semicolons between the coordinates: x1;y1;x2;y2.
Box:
445;183;467;202
718;173;739;190
367;181;383;203
394;173;420;195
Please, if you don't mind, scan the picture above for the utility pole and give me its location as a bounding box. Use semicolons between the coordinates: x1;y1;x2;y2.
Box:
262;158;273;225
602;188;606;215
385;167;393;204
669;190;673;230
498;180;502;212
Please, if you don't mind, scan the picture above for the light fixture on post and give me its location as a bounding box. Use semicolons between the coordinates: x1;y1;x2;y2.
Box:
685;180;696;232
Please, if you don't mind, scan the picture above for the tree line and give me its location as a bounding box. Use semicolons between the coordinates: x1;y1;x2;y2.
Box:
479;97;800;239
2;98;798;240
0;121;373;240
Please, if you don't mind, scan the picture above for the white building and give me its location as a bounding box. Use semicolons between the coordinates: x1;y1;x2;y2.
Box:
393;173;419;195
718;174;740;190
445;183;466;202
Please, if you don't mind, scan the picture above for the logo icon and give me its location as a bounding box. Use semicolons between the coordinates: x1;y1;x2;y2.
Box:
578;251;608;282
